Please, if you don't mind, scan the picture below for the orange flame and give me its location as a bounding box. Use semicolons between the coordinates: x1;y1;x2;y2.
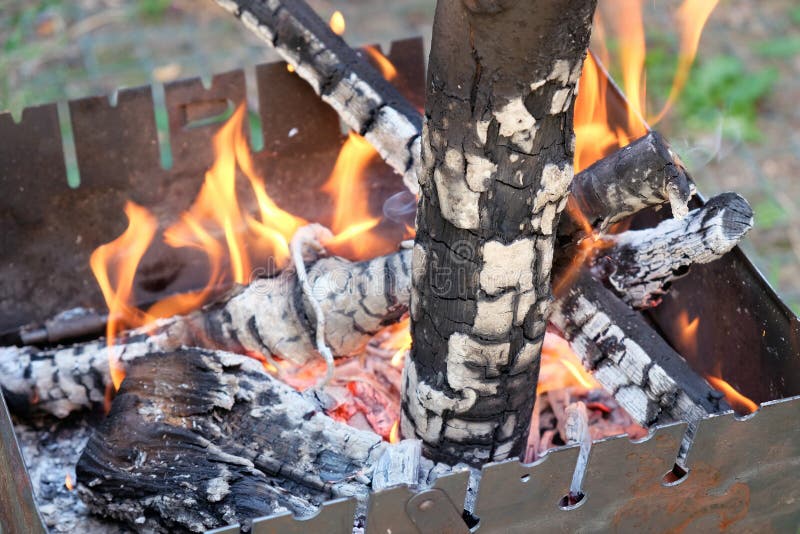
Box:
65;473;74;491
705;376;758;415
389;420;400;444
537;332;600;395
363;45;397;82
676;310;700;358
652;0;721;124
676;312;758;415
329;11;345;36
90;201;157;390
322;131;389;257
574;0;719;171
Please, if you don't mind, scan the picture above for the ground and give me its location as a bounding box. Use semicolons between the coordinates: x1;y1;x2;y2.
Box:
1;0;798;312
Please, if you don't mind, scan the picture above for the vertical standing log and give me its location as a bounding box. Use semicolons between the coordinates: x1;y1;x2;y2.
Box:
402;0;598;466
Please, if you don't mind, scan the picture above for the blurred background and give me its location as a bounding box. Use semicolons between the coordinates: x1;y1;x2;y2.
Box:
1;0;799;313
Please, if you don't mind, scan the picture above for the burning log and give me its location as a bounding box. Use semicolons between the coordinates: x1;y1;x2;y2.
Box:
1;192;748;421
214;0;422;193
559;131;696;236
75;347;396;532
402;0;598;467
593;192;754;308
213;0;694;244
0;246;410;418
550;269;730;427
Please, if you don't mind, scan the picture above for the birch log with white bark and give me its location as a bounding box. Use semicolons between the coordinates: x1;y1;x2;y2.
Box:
559;131;696;237
550;270;729;426
402;0;598;467
0;249;410;418
593;192;753;308
214;0;422;193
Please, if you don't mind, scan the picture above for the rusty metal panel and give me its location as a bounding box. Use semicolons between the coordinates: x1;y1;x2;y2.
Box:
164;69;247;176
365;470;470;534
0;392;47;534
257;61;342;156
251;497;357;534
384;37;426;113
473;423;687;532
0;39;426;338
673;397;800;532
0;103;75;335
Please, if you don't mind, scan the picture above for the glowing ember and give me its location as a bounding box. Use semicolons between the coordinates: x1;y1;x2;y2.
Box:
329;11;345;36
389;420;400;444
65;473;74;491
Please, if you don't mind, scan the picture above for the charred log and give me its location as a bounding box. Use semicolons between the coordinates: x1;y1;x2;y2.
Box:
550;270;729;427
402;0;598;467
0;249;410;418
75;348;389;532
216;0;696;239
559;131;696;237
214;0;422;193
593;192;753;308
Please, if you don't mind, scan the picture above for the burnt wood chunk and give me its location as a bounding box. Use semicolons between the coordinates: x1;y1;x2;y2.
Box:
214;0;422;193
560;131;696;236
402;0;598;466
75;348;388;532
550;270;729;427
593;193;754;308
0;249;410;418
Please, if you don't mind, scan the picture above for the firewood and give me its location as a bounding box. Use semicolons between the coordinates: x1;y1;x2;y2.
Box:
214;0;422;193
1;193;748;420
593;192;753;308
75;347;389;532
402;0;598;467
214;0;695;236
550;269;729;427
0;248;410;418
559;131;696;236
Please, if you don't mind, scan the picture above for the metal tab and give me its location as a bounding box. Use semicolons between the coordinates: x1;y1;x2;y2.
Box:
474;422;688;532
250;497;356;534
406;489;470;534
365;470;470;534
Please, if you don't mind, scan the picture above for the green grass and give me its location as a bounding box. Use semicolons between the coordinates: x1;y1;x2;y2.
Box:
755;36;800;59
753;197;788;230
137;0;172;21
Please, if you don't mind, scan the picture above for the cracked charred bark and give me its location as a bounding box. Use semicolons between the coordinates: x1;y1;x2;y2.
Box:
402;0;598;466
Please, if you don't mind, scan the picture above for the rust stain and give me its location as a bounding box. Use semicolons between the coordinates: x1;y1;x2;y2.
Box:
612;461;751;532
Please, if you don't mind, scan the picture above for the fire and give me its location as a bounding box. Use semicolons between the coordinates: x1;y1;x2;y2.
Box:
675;312;758;415
329;11;345;36
676;310;700;358
574;0;719;171
537;332;600;395
705;376;758;415
322;131;390;257
65;473;74;491
90;202;157;390
363;45;397;82
91;105;392;389
389;420;400;444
